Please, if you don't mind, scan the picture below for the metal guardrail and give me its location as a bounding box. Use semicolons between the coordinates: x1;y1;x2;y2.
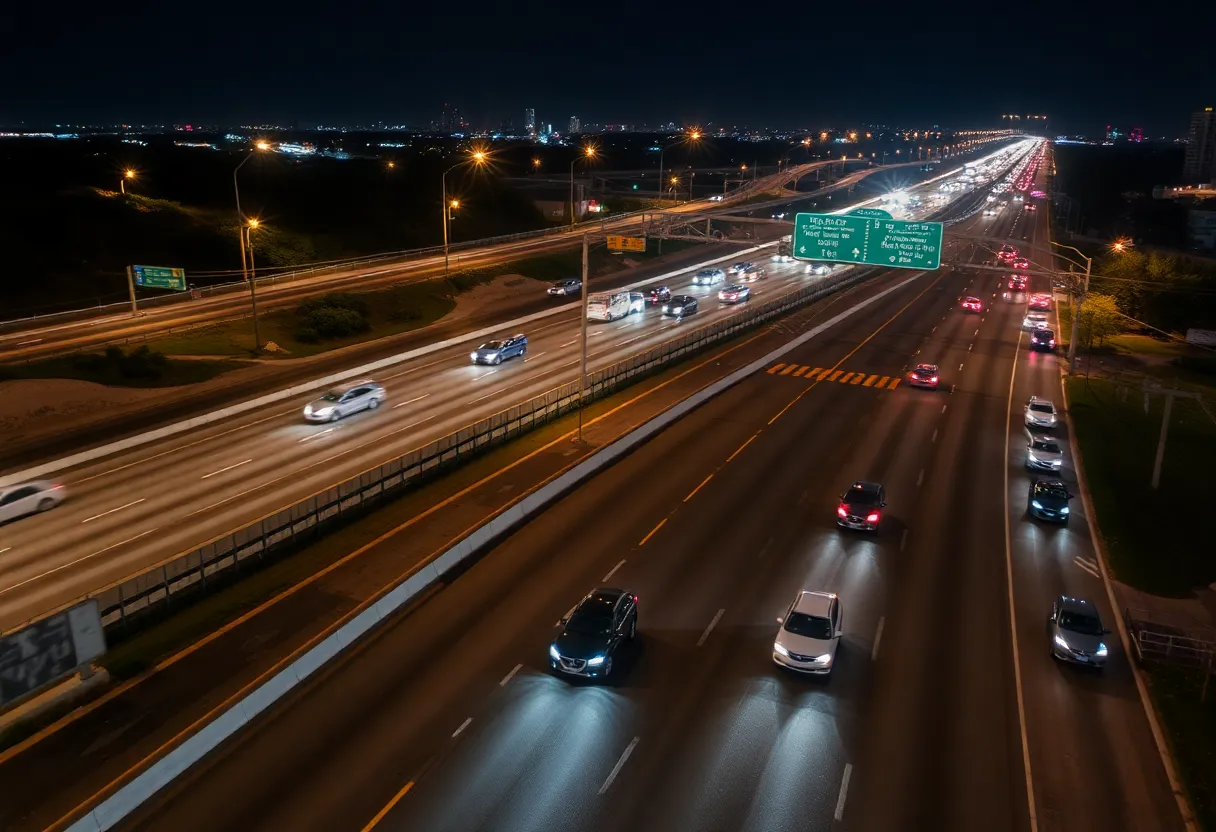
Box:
23;265;868;637
1124;607;1216;668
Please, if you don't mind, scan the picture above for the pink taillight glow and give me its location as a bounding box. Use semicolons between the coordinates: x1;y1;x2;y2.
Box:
837;505;848;518
930;376;938;383
866;512;880;523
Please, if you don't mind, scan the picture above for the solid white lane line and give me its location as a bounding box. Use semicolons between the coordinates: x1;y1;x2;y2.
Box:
500;663;523;687
900;529;908;552
200;459;253;480
473;370;499;380
916;469;924;488
452;717;473;738
599;737;640;795
392;394;430;409
697;609;726;647
522;352;546;363
0;528;160;596
298;428;334;443
81;498;145;524
602;559;626;582
834;763;853;821
872;618;885;661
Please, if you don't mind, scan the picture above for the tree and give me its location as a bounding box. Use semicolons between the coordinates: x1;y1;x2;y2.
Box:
1078;293;1123;347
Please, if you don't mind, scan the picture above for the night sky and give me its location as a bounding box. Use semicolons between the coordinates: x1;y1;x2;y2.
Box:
4;1;1213;135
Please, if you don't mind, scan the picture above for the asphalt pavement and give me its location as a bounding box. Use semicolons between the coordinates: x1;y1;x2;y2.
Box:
119;149;1178;832
0;146;1034;631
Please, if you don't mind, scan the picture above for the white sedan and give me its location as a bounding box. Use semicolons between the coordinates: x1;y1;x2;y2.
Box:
773;590;842;676
0;480;66;524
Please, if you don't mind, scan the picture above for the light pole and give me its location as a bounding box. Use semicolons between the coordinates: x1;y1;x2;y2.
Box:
245;218;262;351
234;140;271;289
570;145;596;229
1051;241;1092;372
120;168;136;194
658;130;700;202
442;149;488;274
577;232;590;441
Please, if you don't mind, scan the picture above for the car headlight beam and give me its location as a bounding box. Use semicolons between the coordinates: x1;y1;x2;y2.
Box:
773;643;790;657
549;644;561;661
587;655;606;666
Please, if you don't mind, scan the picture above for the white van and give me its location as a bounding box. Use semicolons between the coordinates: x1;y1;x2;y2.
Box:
587;292;631;322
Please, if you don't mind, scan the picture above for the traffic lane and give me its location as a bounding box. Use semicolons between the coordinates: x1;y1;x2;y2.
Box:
121;263;951;831
1008;348;1182;829
119;337;863;832
846;271;1029;830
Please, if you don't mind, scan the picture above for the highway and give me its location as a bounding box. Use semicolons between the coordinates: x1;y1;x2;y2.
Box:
119;141;1182;832
0;144;1033;631
0;157;969;364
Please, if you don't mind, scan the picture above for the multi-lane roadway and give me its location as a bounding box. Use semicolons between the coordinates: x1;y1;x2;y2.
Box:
117;142;1182;832
0;144;1034;631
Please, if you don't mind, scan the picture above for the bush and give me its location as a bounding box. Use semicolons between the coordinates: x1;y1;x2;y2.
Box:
295;327;320;344
69;345;169;380
297;292;369;318
295;291;372;342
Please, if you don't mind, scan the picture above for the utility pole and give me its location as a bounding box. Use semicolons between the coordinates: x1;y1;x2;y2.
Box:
125;266;138;315
578;233;590;442
1145;382;1201;490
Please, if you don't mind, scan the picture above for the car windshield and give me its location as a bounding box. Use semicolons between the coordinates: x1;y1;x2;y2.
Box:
1035;330;1055;340
482;341;503;350
1060;611;1104;635
784;612;833;640
1031;438;1060;452
1030;403;1053;413
1036;483;1068;500
845;488;880;506
319;392;341;402
565;606;614;635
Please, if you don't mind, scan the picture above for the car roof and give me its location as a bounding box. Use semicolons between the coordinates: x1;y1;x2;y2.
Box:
1028;395;1054;406
0;480;53;494
1057;595;1099;616
848;481;883;496
584;587;626;606
792;590;836;617
914;363;938;372
724;284;746;291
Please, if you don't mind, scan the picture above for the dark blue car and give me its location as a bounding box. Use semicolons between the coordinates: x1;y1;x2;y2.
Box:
470;333;528;365
1028;478;1073;523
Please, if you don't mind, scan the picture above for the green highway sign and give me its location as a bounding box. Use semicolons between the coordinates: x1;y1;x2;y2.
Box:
131;265;187;291
792;212;943;271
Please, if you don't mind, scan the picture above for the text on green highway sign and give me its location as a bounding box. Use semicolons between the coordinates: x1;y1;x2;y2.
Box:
792;212;943;270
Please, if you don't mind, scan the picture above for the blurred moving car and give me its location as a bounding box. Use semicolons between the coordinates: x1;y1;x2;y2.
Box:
1023;311;1049;330
836;481;886;531
470;335;528;365
549;587;638;680
662;296;699;318
805;263;832;276
718;285;751;304
773;590;843;676
1030;328;1056;352
998;245;1018;262
629;292;646;314
1025;431;1063;471
0;480;65;524
1049;596;1109;668
1012;257;1030;270
730;261;754;274
1029;293;1051;310
1028;478;1072;522
961;296;983;312
740;266;767;282
646;285;671;305
548;278;581;296
692;268;727;286
304;380;387;422
1008;275;1028;291
907;363;940;389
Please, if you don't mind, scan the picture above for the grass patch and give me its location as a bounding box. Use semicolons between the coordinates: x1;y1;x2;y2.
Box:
1146;665;1216;830
1108;333;1190;359
0;346;240;387
1066;377;1216;596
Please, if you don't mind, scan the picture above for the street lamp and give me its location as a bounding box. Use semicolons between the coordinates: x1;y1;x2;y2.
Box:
570;145;596;228
234;140;271;291
658;130;700;202
1051;241;1092;372
442;148;490;273
120;168;136;194
532;157;541;174
244;218;263;351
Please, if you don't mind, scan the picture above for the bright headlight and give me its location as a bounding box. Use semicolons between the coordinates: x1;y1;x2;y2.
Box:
586;655;606;666
773;643;790;657
470;352;479;360
672;306;683;314
549;644;561;661
816;653;833;664
314;407;333;417
1032;500;1043;510
662;305;669;313
304;405;313;415
1097;642;1108;656
1060;506;1070;514
1054;633;1069;649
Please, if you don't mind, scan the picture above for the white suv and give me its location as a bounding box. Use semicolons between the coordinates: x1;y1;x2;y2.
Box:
1024;396;1058;429
773;590;842;676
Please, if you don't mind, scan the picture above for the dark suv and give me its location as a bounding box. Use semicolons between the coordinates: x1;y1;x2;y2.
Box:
1030;328;1056;352
1028;479;1073;523
836;481;886;532
549;587;638;680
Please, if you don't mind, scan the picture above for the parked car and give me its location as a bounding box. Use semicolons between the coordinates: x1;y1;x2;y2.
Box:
836;481;886;532
0;480;65;524
470;334;528;365
718;284;751;304
303;380;387;422
662;296;699;319
1049;596;1109;668
549;587;638;680
773;590;842;676
548;278;581;296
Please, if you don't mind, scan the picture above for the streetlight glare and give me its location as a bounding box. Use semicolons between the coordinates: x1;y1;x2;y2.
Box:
583;145;597;159
689;129;702;141
471;150;488;164
449;199;460;209
670;176;679;184
255;140;271;151
1111;237;1133;253
124;169;136;179
247;218;260;229
532;157;541;168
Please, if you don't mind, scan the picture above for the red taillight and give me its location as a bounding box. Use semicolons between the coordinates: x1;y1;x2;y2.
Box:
930;376;938;383
1049;340;1055;346
837;505;848;518
866;512;880;523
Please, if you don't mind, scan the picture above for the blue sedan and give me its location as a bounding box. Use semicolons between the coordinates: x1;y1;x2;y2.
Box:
470;334;528;365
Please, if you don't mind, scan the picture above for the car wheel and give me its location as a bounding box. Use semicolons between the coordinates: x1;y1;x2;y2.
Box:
37;498;55;513
368;398;380;410
329;411;341;423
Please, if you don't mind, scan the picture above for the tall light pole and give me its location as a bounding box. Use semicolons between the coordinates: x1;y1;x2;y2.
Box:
570;145;596;229
120;168;136;194
443;148;489;274
1051;241;1092;372
245;218;262;351
577;232;590;441
658;130;700;202
234;140;271;289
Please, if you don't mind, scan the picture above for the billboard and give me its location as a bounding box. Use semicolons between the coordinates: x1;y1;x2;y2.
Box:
0;601;107;708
